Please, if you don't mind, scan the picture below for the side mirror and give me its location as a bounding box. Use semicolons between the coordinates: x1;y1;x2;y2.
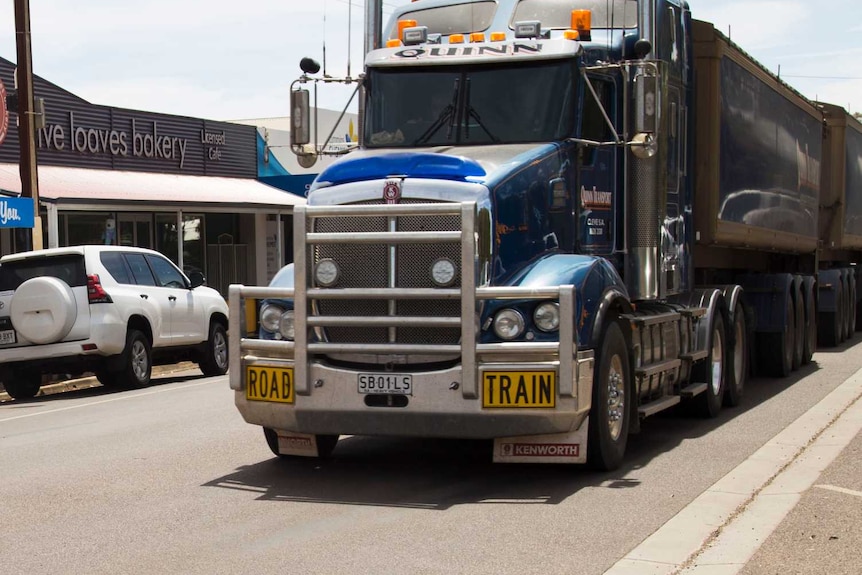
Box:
189;271;206;288
290;89;311;146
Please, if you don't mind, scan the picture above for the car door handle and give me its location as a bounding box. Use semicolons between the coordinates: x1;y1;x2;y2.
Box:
139;294;148;300
168;296;177;302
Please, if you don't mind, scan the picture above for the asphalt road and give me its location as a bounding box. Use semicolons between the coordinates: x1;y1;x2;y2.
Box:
2;340;862;575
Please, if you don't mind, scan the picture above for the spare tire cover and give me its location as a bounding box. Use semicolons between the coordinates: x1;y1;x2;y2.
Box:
10;277;78;344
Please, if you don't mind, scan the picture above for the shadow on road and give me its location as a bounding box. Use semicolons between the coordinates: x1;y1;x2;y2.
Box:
203;356;824;510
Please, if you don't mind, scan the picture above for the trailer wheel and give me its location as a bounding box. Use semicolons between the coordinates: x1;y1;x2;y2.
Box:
692;313;726;417
792;289;805;371
724;304;747;407
587;320;630;472
802;285;816;365
819;283;843;348
845;279;855;341
761;298;794;377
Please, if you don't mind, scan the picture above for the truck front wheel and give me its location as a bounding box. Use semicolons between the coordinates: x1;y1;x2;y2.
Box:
587;320;631;472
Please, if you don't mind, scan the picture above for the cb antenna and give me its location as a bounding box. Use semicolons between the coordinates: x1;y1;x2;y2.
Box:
323;0;328;77
346;0;353;77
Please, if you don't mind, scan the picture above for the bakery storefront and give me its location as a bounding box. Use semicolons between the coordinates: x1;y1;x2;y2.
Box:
0;57;302;295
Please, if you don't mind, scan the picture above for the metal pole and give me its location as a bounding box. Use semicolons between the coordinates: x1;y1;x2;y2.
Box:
14;0;42;251
358;0;384;143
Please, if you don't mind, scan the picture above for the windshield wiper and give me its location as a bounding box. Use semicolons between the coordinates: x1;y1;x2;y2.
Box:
414;78;461;145
463;78;500;143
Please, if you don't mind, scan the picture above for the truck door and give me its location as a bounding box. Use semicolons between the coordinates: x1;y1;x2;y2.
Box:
577;76;618;257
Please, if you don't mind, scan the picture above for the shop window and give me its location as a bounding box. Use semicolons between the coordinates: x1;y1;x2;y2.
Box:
61;212;117;246
155;214;179;264
182;214;205;276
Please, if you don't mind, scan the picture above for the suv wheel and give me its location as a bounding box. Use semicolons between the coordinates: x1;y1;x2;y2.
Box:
118;329;152;388
199;322;229;377
4;371;42;400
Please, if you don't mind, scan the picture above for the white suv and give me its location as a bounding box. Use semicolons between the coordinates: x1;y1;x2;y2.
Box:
0;245;229;399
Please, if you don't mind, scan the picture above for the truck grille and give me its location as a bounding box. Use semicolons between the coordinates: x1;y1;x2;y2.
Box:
311;200;462;345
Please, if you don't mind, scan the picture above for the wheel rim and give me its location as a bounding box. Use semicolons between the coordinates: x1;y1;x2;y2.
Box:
131;340;149;380
214;331;228;369
607;353;625;441
710;326;723;395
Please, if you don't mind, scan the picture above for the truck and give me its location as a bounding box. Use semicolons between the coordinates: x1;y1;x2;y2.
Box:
228;0;862;471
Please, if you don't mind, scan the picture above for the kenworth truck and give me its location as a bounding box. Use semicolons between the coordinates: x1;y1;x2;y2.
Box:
228;0;862;470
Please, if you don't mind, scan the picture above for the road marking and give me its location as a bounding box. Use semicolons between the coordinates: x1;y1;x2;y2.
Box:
0;379;219;423
604;365;862;575
815;484;862;498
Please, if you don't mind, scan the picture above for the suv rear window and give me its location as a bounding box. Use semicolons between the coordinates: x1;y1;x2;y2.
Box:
0;255;87;291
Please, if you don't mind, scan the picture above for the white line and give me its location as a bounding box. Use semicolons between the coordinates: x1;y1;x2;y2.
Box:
0;379;218;423
604;366;862;575
815;484;862;498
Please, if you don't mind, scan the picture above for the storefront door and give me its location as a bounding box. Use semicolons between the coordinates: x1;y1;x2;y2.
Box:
118;214;153;249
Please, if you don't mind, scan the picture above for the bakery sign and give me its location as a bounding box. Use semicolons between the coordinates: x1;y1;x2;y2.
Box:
36;111;192;169
0;78;8;147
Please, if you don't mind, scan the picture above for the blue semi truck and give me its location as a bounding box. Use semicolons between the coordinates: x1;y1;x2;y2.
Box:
228;0;862;470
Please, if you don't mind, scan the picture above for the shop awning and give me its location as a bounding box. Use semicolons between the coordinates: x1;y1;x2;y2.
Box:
0;163;305;212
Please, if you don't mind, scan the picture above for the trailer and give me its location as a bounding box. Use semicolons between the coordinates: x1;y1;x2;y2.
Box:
228;0;862;471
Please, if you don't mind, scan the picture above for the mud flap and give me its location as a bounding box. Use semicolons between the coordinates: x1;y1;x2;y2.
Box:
493;418;589;464
274;431;327;457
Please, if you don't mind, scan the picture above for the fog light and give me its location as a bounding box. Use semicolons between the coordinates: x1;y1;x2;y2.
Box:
431;258;457;287
280;310;296;341
314;258;340;287
534;302;560;332
493;309;525;340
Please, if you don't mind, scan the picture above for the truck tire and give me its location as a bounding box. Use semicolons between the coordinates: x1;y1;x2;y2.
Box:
724;304;747;408
792;290;805;371
199;322;229;377
819;283;843;348
117;329;152;388
3;372;42;400
263;428;339;459
692;313;726;417
587;320;630;472
10;277;77;344
844;280;855;341
802;286;816;365
762;298;794;377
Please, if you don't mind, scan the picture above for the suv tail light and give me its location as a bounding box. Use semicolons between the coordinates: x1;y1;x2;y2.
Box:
87;274;113;304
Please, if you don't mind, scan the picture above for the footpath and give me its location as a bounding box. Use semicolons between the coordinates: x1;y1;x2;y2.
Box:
606;364;862;575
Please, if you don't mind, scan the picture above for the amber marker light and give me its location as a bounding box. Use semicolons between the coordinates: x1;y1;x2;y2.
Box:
470;32;486;42
571;9;592;40
490;32;506;41
398;19;418;40
449;34;465;44
387;39;403;48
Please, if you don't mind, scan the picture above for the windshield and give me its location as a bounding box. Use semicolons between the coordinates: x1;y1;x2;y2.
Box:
365;59;576;148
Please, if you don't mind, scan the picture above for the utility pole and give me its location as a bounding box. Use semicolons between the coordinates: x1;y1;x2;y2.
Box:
14;0;42;251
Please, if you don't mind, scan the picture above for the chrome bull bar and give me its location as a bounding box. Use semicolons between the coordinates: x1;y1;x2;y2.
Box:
229;201;578;400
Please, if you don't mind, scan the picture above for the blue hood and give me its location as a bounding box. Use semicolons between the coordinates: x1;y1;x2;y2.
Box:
311;143;562;190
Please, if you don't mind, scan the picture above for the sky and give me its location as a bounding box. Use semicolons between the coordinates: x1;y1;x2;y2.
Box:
0;0;860;121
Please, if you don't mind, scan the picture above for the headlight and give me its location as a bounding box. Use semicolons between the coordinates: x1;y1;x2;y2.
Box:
493;308;525;340
430;258;457;287
534;302;560;332
314;258;340;287
279;310;296;341
260;303;285;333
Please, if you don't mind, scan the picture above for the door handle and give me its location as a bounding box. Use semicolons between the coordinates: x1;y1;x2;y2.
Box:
168;295;177;302
139;294;148;299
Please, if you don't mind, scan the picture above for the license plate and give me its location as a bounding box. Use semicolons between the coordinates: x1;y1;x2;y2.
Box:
358;373;413;395
0;329;16;345
245;365;294;403
483;371;556;408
